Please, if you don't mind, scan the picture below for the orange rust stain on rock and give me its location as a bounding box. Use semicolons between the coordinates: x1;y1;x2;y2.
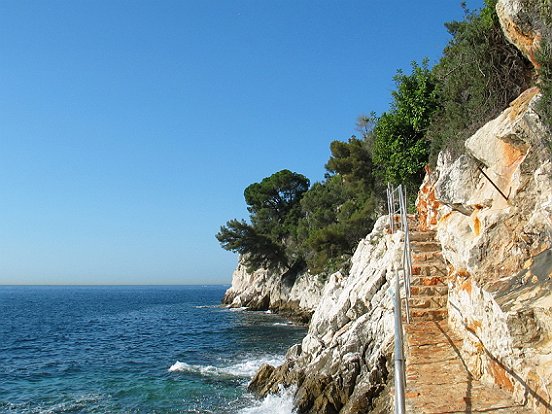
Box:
498;4;541;69
471;206;482;237
439;211;453;224
456;268;470;278
498;139;526;168
416;166;442;231
466;319;482;334
460;279;473;294
509;87;540;120
487;359;514;392
473;215;481;236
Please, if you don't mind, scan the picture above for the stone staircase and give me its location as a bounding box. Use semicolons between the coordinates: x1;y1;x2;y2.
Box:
402;228;534;413
408;230;448;322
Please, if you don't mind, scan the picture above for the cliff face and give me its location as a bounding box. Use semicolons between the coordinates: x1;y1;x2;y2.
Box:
422;88;552;413
416;84;552;412
222;262;325;322
416;1;552;411
248;217;401;413
222;1;552;412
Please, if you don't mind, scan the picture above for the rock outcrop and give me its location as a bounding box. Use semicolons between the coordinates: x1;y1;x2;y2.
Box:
247;217;402;413
423;85;552;413
496;0;546;68
222;1;552;412
413;4;552;408
223;261;325;322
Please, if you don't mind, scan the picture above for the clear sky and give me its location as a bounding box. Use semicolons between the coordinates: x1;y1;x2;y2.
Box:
0;0;483;285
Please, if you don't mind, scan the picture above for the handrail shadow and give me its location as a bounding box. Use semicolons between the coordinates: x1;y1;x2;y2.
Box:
447;301;551;411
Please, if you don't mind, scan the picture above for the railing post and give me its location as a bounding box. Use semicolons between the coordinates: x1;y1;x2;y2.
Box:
387;184;394;233
393;264;406;414
387;183;412;414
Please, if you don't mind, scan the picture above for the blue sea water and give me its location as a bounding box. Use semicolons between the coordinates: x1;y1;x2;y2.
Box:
0;285;306;413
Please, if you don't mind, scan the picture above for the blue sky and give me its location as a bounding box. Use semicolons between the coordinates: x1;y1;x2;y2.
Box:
0;0;483;285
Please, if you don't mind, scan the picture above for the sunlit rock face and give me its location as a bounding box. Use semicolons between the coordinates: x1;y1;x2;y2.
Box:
496;0;545;68
434;86;551;281
426;83;552;411
223;262;325;322
248;217;403;414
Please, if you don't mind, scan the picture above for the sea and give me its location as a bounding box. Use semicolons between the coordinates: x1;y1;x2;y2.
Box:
0;285;306;414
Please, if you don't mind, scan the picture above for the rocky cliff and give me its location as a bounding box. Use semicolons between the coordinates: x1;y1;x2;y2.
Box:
415;84;552;412
421;1;552;411
223;0;552;412
247;217;401;413
222;262;325;322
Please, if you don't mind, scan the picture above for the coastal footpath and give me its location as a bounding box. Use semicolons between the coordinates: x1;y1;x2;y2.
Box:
223;1;552;412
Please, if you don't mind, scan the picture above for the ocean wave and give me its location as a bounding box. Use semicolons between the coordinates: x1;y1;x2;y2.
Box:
238;386;297;414
168;354;284;378
228;306;249;312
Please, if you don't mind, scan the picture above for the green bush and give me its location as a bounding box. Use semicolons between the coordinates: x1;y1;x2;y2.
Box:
216;170;309;272
536;1;552;134
372;61;437;188
427;0;533;164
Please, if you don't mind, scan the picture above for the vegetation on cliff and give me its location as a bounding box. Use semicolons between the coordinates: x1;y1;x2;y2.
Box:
427;0;533;164
536;0;552;133
217;0;541;276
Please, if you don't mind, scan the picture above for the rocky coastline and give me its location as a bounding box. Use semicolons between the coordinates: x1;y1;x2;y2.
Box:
222;1;552;412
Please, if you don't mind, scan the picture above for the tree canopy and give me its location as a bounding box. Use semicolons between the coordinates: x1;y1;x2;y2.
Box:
216;170;309;272
217;1;540;279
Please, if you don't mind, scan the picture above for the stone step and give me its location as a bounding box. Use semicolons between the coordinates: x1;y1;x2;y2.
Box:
409;296;448;309
412;259;447;275
409;231;437;242
410;240;442;253
405;320;534;414
412;251;443;262
388;215;418;234
411;265;448;278
409;308;448;321
411;275;447;287
410;285;448;296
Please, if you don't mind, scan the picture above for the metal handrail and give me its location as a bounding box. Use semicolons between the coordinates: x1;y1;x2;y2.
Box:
386;183;413;414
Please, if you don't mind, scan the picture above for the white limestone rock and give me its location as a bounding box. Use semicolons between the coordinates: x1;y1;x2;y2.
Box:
222;260;324;322
248;216;402;413
432;88;552;412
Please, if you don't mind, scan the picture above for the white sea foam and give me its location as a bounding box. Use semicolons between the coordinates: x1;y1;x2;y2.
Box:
238;386;297;414
36;394;102;414
168;354;284;378
228;306;249;312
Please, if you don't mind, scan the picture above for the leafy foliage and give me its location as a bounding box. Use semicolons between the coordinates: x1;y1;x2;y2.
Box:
216;170;309;272
298;145;379;274
427;0;533;163
216;219;287;271
217;1;541;280
325;137;374;187
372;61;438;187
536;1;552;134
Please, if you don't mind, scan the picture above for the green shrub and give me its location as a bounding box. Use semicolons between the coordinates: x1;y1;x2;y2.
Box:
372;61;438;188
536;1;552;134
427;0;533;164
